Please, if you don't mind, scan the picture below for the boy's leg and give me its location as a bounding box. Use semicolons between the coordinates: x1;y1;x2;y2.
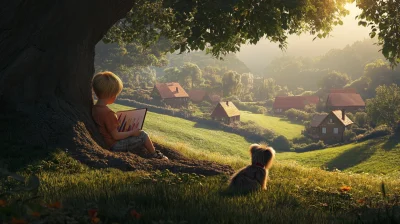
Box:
143;133;156;154
139;131;168;160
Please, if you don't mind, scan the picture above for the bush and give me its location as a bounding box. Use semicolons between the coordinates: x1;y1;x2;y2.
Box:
285;109;311;122
231;100;267;114
240;121;276;142
343;130;357;142
354;125;392;142
294;141;325;152
354;112;369;127
292;135;314;145
271;135;291;151
352;127;368;135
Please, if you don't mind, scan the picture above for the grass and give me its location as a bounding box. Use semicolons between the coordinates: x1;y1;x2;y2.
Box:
3;152;399;224
278;137;400;177
240;111;304;139
1;103;399;223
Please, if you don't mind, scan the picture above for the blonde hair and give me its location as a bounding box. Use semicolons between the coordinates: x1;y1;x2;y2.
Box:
92;71;123;99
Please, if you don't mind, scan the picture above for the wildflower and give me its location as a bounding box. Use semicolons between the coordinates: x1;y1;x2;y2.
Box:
31;212;41;217
357;199;365;204
47;201;62;209
0;199;6;207
88;209;98;218
91;217;101;224
11;217;28;224
130;209;141;219
319;202;328;207
340;186;351;192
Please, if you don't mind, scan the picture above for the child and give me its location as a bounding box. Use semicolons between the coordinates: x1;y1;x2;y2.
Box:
91;71;168;160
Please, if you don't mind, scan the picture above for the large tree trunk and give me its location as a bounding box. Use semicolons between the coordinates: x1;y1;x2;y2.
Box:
0;1;233;175
0;0;133;155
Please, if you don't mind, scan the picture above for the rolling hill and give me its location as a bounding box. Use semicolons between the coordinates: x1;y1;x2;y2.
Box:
110;103;400;176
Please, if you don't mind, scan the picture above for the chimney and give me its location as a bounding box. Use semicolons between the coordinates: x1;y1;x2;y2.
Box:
176;87;179;93
341;109;346;120
226;101;229;106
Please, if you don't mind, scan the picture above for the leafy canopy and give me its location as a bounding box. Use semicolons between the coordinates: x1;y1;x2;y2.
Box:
104;0;350;58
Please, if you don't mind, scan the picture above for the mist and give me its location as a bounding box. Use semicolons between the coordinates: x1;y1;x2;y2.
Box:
236;3;373;75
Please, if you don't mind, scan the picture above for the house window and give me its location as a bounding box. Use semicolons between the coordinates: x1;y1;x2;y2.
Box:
322;127;327;134
329;119;333;123
333;128;339;134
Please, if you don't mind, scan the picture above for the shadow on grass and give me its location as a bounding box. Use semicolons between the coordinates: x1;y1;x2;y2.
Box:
382;135;400;151
324;142;377;171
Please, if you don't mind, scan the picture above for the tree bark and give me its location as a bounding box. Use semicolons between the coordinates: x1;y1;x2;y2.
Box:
0;0;133;152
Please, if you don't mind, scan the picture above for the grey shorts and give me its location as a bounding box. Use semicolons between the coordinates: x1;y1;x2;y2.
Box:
111;131;148;152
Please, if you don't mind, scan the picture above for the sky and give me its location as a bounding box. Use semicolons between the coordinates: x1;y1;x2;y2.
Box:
235;3;372;75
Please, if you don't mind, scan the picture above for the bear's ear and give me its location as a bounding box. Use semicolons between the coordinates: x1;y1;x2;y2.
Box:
249;144;260;154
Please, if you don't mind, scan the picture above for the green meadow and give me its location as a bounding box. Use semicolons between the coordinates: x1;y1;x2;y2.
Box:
240;111;304;139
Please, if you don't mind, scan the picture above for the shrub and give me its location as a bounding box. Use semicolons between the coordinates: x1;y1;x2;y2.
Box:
285;109;311;122
231;100;267;114
352;127;368;135
294;141;325;152
354;125;392;142
292;135;314;145
354;112;369;127
271;135;291;151
343;130;357;142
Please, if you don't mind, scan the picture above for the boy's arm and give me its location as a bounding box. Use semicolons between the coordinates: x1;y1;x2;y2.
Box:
105;111;141;140
109;129;140;140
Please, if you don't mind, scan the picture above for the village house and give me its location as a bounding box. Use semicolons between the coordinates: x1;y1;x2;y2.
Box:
305;110;353;142
188;89;221;104
152;82;189;108
326;89;365;112
211;101;240;124
273;96;319;114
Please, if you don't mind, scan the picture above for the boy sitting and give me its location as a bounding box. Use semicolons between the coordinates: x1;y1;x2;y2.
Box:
91;71;168;160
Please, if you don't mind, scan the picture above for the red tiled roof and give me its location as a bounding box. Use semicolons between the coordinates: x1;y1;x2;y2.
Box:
154;82;189;99
188;89;207;102
331;110;354;126
330;88;357;93
327;93;365;107
273;96;319;110
303;96;320;104
211;101;240;118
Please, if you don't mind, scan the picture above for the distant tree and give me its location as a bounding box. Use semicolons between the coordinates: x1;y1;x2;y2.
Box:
318;71;350;90
346;60;400;99
222;71;242;96
253;78;279;101
180;62;203;88
162;67;181;82
240;73;254;97
366;84;400;129
354;112;368;128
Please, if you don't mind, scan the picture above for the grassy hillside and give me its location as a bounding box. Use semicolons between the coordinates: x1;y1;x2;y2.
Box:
279;137;400;176
109;104;252;163
240;111;304;139
110;103;399;176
